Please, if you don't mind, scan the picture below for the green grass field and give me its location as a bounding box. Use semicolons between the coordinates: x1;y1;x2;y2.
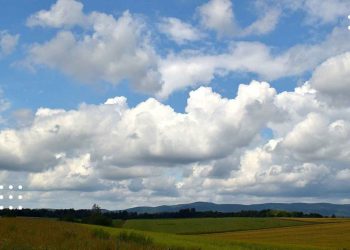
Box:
122;217;311;234
1;217;350;249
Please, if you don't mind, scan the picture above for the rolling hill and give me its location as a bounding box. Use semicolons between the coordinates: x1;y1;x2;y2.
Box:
125;202;350;217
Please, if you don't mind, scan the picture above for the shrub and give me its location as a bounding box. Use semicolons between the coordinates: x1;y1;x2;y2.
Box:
82;214;113;226
59;214;78;223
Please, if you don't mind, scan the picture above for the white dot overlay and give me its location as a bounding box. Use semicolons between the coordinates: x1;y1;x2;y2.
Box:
1;184;24;211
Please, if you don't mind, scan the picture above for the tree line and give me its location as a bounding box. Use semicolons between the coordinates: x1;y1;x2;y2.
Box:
0;204;326;227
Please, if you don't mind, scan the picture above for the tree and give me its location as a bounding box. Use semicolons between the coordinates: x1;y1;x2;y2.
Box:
92;204;101;214
81;204;112;226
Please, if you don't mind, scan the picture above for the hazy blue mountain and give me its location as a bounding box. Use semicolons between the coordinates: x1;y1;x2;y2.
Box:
125;202;350;217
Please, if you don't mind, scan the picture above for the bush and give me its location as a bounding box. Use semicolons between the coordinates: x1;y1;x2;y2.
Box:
82;214;113;226
59;214;78;223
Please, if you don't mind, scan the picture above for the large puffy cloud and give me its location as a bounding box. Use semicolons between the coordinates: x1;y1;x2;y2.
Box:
182;83;350;201
0;81;277;191
0;82;284;201
174;77;350;202
0;99;127;173
282;114;350;163
183;118;350;201
1;78;350;206
26;1;161;93
28;153;103;191
310;52;350;105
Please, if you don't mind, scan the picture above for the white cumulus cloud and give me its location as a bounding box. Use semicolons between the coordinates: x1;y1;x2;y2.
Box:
26;0;86;28
0;76;350;205
310;52;350;106
198;0;238;37
158;17;204;44
26;2;161;93
198;0;280;37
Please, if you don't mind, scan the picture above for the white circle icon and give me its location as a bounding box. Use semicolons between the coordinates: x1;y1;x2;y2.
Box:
1;184;25;209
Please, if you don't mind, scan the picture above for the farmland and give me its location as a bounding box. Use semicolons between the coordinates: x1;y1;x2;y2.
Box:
206;218;350;249
122;217;311;234
1;217;350;249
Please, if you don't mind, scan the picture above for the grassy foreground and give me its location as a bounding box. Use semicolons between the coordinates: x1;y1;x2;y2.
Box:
0;217;116;250
0;217;189;250
1;217;350;249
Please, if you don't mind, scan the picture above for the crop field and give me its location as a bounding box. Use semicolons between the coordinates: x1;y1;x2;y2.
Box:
1;217;350;249
206;218;350;249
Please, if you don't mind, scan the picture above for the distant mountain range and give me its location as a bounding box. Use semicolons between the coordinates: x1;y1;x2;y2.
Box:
125;202;350;217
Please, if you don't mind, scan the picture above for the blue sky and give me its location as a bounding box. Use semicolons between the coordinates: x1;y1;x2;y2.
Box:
0;0;350;209
0;0;337;113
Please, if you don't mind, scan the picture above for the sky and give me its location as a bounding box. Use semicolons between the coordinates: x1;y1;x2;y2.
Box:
0;0;350;210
